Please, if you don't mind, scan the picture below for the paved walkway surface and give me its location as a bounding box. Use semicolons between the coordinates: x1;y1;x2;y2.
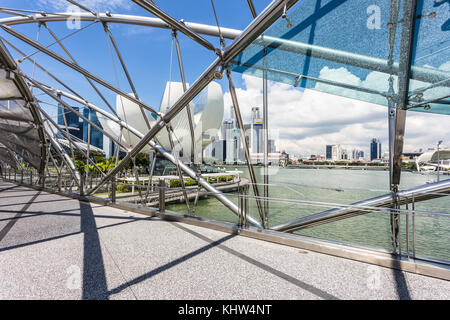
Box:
0;180;449;300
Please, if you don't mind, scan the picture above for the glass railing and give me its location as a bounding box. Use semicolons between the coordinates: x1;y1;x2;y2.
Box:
2;165;449;264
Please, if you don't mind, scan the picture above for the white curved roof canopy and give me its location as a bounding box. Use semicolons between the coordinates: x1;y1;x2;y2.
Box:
417;149;450;164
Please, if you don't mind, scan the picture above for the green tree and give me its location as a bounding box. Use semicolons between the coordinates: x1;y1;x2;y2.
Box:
135;152;150;168
75;159;86;175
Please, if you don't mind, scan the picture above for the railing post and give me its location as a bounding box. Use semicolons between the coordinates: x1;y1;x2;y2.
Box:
57;172;61;191
111;176;116;203
80;176;85;196
398;200;402;257
40;171;45;188
244;185;249;228
406;201;410;260
159;179;165;213
238;184;249;229
412;194;416;260
238;186;243;227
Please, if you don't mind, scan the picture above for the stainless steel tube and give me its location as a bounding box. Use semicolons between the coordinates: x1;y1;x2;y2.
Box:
271;178;450;232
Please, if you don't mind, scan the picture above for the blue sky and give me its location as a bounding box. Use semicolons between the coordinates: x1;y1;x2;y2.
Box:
0;0;449;157
0;0;269;108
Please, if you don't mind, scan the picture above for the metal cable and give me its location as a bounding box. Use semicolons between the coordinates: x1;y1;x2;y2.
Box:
0;7;71;16
210;0;225;49
30;23;41;93
167;34;174;111
18;21;97;62
105;29;134;151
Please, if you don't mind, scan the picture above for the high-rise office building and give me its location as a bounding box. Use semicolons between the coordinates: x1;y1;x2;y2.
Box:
57;104;83;140
250;107;263;154
326;145;333;160
268;139;276;153
211;139;226;163
370;138;382;160
222;119;236;164
221;119;233;140
82;109;103;149
205;105;278;164
352;149;364;160
331;145;342;161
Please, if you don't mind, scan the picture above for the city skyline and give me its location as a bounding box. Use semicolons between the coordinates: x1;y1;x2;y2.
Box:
204;105;279;164
223;74;450;159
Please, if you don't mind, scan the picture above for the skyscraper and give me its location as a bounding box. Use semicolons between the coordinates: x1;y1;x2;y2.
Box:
326;145;333;160
205;105;278;164
331;145;342;161
222;119;234;164
352;149;364;160
57;104;83;140
82;109;103;149
370;138;382;160
250;107;263;154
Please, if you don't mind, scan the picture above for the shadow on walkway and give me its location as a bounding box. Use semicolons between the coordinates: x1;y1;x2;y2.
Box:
108;223;339;300
391;258;412;300
108;232;237;296
79;200;108;300
173;223;339;300
0;185;19;193
0;191;40;242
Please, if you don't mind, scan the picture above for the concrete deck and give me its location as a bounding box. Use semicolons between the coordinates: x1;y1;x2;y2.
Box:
0;180;449;300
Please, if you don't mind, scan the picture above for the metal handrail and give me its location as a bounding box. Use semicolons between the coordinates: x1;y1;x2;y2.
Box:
4;167;449;218
105;180;450;218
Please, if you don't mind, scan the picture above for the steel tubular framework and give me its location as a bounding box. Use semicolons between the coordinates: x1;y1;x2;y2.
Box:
0;0;449;265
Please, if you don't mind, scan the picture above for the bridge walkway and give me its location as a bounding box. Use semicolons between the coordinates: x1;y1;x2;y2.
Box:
0;180;448;300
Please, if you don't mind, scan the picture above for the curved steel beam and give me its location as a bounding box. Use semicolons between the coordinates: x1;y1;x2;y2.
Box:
132;0;217;52
0;24;160;116
0;42;47;182
40;84;263;228
0;12;242;39
86;0;299;201
1;12;448;85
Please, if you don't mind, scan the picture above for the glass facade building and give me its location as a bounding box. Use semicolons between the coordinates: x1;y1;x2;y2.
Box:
370;138;382;160
57;104;83;140
82;109;103;150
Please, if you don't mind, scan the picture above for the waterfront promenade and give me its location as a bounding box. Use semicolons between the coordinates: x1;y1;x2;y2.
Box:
0;180;449;300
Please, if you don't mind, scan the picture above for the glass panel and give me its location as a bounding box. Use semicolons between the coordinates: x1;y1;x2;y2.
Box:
295;211;393;251
401;195;450;261
231;0;450;115
407;0;450;114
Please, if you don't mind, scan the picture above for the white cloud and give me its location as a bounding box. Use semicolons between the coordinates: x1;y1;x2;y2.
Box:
223;67;450;158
